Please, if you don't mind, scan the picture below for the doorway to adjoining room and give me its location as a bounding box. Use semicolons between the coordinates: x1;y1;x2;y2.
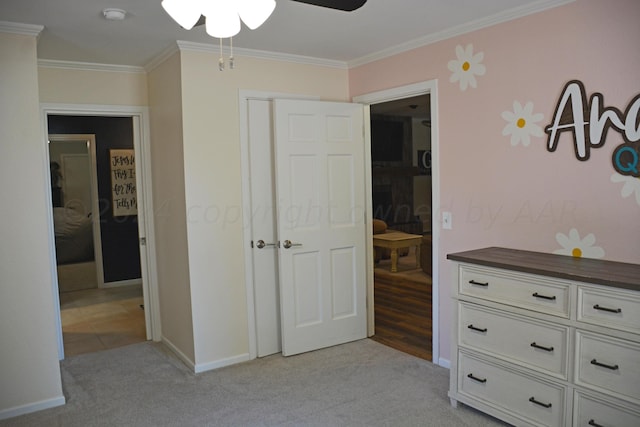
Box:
47;116;146;357
369;94;433;361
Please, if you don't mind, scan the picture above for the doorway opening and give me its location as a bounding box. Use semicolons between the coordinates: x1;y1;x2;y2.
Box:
46;115;147;357
368;95;433;361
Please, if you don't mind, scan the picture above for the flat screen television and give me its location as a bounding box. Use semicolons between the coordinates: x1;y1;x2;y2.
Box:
371;119;404;162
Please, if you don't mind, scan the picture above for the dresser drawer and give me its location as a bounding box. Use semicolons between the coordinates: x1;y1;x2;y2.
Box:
575;331;640;404
578;286;640;335
459;303;569;378
458;352;567;427
573;390;640;427
459;265;571;318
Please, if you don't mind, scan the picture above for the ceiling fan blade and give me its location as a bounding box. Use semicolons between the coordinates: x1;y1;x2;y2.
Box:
193;0;366;28
291;0;367;12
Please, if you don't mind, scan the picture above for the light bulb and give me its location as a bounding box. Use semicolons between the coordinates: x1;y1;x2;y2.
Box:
238;0;276;30
162;0;202;30
204;1;241;38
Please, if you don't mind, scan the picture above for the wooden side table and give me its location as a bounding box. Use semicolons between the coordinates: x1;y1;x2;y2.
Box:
372;232;422;272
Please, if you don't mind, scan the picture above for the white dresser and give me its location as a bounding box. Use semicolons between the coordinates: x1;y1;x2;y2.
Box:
447;247;640;427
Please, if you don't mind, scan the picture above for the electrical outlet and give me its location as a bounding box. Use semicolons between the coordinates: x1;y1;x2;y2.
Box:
442;211;452;230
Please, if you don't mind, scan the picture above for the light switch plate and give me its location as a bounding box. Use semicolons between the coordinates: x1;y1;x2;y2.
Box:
442;211;452;229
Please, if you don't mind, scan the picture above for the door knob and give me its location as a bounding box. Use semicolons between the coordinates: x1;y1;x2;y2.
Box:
282;240;302;249
255;240;276;249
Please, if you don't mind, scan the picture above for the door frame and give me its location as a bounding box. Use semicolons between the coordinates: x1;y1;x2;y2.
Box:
48;134;105;289
41;103;161;359
353;80;441;366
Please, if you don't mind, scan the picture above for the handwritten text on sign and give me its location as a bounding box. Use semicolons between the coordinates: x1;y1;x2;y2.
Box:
110;149;137;216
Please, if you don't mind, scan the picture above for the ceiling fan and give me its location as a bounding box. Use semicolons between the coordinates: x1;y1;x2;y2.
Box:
192;0;367;27
291;0;367;11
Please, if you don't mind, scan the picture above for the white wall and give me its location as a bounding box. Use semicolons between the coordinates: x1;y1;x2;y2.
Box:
38;66;148;106
0;20;362;420
0;30;64;419
147;52;196;364
178;49;350;369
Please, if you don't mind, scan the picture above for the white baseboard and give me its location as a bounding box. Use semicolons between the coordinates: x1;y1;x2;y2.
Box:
438;357;451;369
161;336;250;374
100;278;142;288
194;353;251;374
161;335;196;371
0;395;65;421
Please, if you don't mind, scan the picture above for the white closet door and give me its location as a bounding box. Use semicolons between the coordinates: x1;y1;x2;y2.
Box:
274;99;367;356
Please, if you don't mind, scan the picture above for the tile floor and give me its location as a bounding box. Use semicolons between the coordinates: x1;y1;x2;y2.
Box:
59;284;147;357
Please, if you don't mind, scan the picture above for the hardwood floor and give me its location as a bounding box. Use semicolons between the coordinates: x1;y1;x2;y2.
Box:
59;284;146;357
371;249;432;361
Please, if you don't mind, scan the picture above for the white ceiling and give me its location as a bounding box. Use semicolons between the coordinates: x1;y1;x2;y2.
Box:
0;0;569;68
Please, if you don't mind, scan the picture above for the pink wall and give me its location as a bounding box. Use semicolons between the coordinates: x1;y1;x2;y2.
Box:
350;0;640;362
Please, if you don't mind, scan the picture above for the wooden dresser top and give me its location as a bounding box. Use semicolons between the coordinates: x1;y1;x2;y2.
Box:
447;247;640;292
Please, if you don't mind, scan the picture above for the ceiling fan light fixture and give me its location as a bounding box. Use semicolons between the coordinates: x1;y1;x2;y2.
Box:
162;0;277;71
161;0;202;30
238;0;276;30
204;2;241;38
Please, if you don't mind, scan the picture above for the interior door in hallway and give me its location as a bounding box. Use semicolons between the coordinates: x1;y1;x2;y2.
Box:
247;99;281;357
273;99;367;356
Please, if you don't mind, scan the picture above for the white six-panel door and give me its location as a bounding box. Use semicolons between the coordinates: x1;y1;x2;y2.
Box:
247;99;282;357
273;99;367;356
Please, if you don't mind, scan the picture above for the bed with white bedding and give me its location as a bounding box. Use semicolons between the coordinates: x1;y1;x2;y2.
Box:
53;207;94;265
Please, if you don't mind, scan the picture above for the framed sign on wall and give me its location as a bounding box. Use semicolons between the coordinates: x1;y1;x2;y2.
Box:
109;149;137;217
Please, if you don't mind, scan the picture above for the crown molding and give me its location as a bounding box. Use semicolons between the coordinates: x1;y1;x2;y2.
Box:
348;0;575;68
38;59;145;74
174;40;348;69
0;21;43;37
144;44;181;73
31;0;574;74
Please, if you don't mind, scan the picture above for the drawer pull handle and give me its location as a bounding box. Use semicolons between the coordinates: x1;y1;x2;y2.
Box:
469;280;489;287
529;397;552;408
467;373;487;383
593;304;622;314
532;292;556;301
467;324;487;333
588;420;604;427
530;342;554;352
590;359;619;370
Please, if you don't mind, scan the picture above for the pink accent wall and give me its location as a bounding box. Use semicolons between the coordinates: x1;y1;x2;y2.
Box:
350;0;640;362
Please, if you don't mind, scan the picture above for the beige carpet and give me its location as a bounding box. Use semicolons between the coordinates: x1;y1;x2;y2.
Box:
2;339;508;427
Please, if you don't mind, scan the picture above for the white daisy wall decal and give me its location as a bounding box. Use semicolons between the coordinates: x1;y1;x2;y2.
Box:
611;173;640;207
501;101;545;147
553;228;605;259
448;44;486;91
